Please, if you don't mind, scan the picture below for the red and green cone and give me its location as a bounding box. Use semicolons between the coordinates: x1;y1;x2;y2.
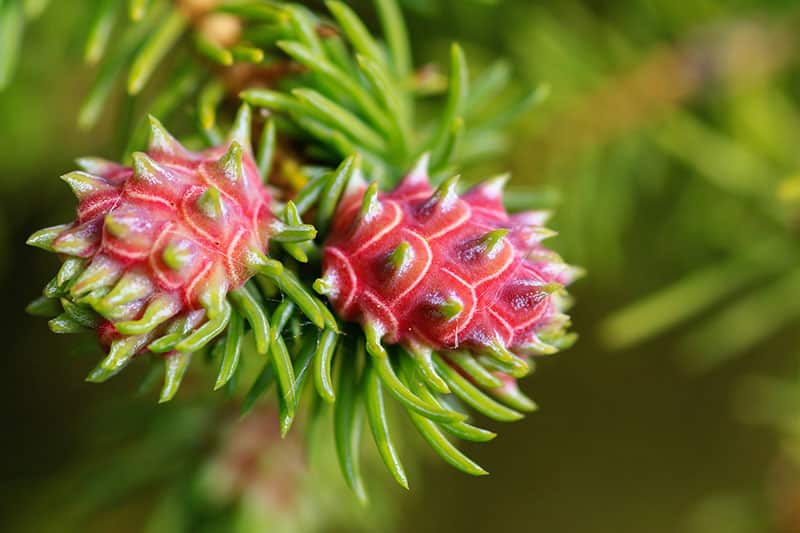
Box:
27;104;324;402
310;155;578;495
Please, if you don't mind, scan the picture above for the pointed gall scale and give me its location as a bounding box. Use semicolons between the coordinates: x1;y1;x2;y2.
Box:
197;186;225;219
115;294;180;335
466;228;509;260
386;241;413;273
357;182;382;224
76;157;128;182
364;230;431;305
52;221;102;257
27;224;71;252
419;174;460;218
410;174;471;239
393;153;431;200
60;171;116;201
131;152;170;185
435;296;464;321
97;271;153;313
104;212;131;238
103;207;160;262
218;142;245;184
71;256;123;298
463;173;509;220
56;257;85;289
162;240;193;271
511;209;552;227
197;265;229;319
409;153;431;182
147;115;190;159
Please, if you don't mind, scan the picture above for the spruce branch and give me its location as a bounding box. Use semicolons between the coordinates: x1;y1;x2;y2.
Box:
21;0;576;498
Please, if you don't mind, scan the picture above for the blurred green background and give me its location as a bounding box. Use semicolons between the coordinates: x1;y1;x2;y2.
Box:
2;0;800;531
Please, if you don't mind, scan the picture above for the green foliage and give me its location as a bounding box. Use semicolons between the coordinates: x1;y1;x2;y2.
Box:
7;0;800;531
22;0;556;499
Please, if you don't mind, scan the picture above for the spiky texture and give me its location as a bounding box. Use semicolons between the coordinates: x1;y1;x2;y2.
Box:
27;105;319;400
319;158;576;365
22;0;576;498
305;156;578;492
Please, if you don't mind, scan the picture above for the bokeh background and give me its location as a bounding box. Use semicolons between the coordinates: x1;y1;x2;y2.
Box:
2;0;800;532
